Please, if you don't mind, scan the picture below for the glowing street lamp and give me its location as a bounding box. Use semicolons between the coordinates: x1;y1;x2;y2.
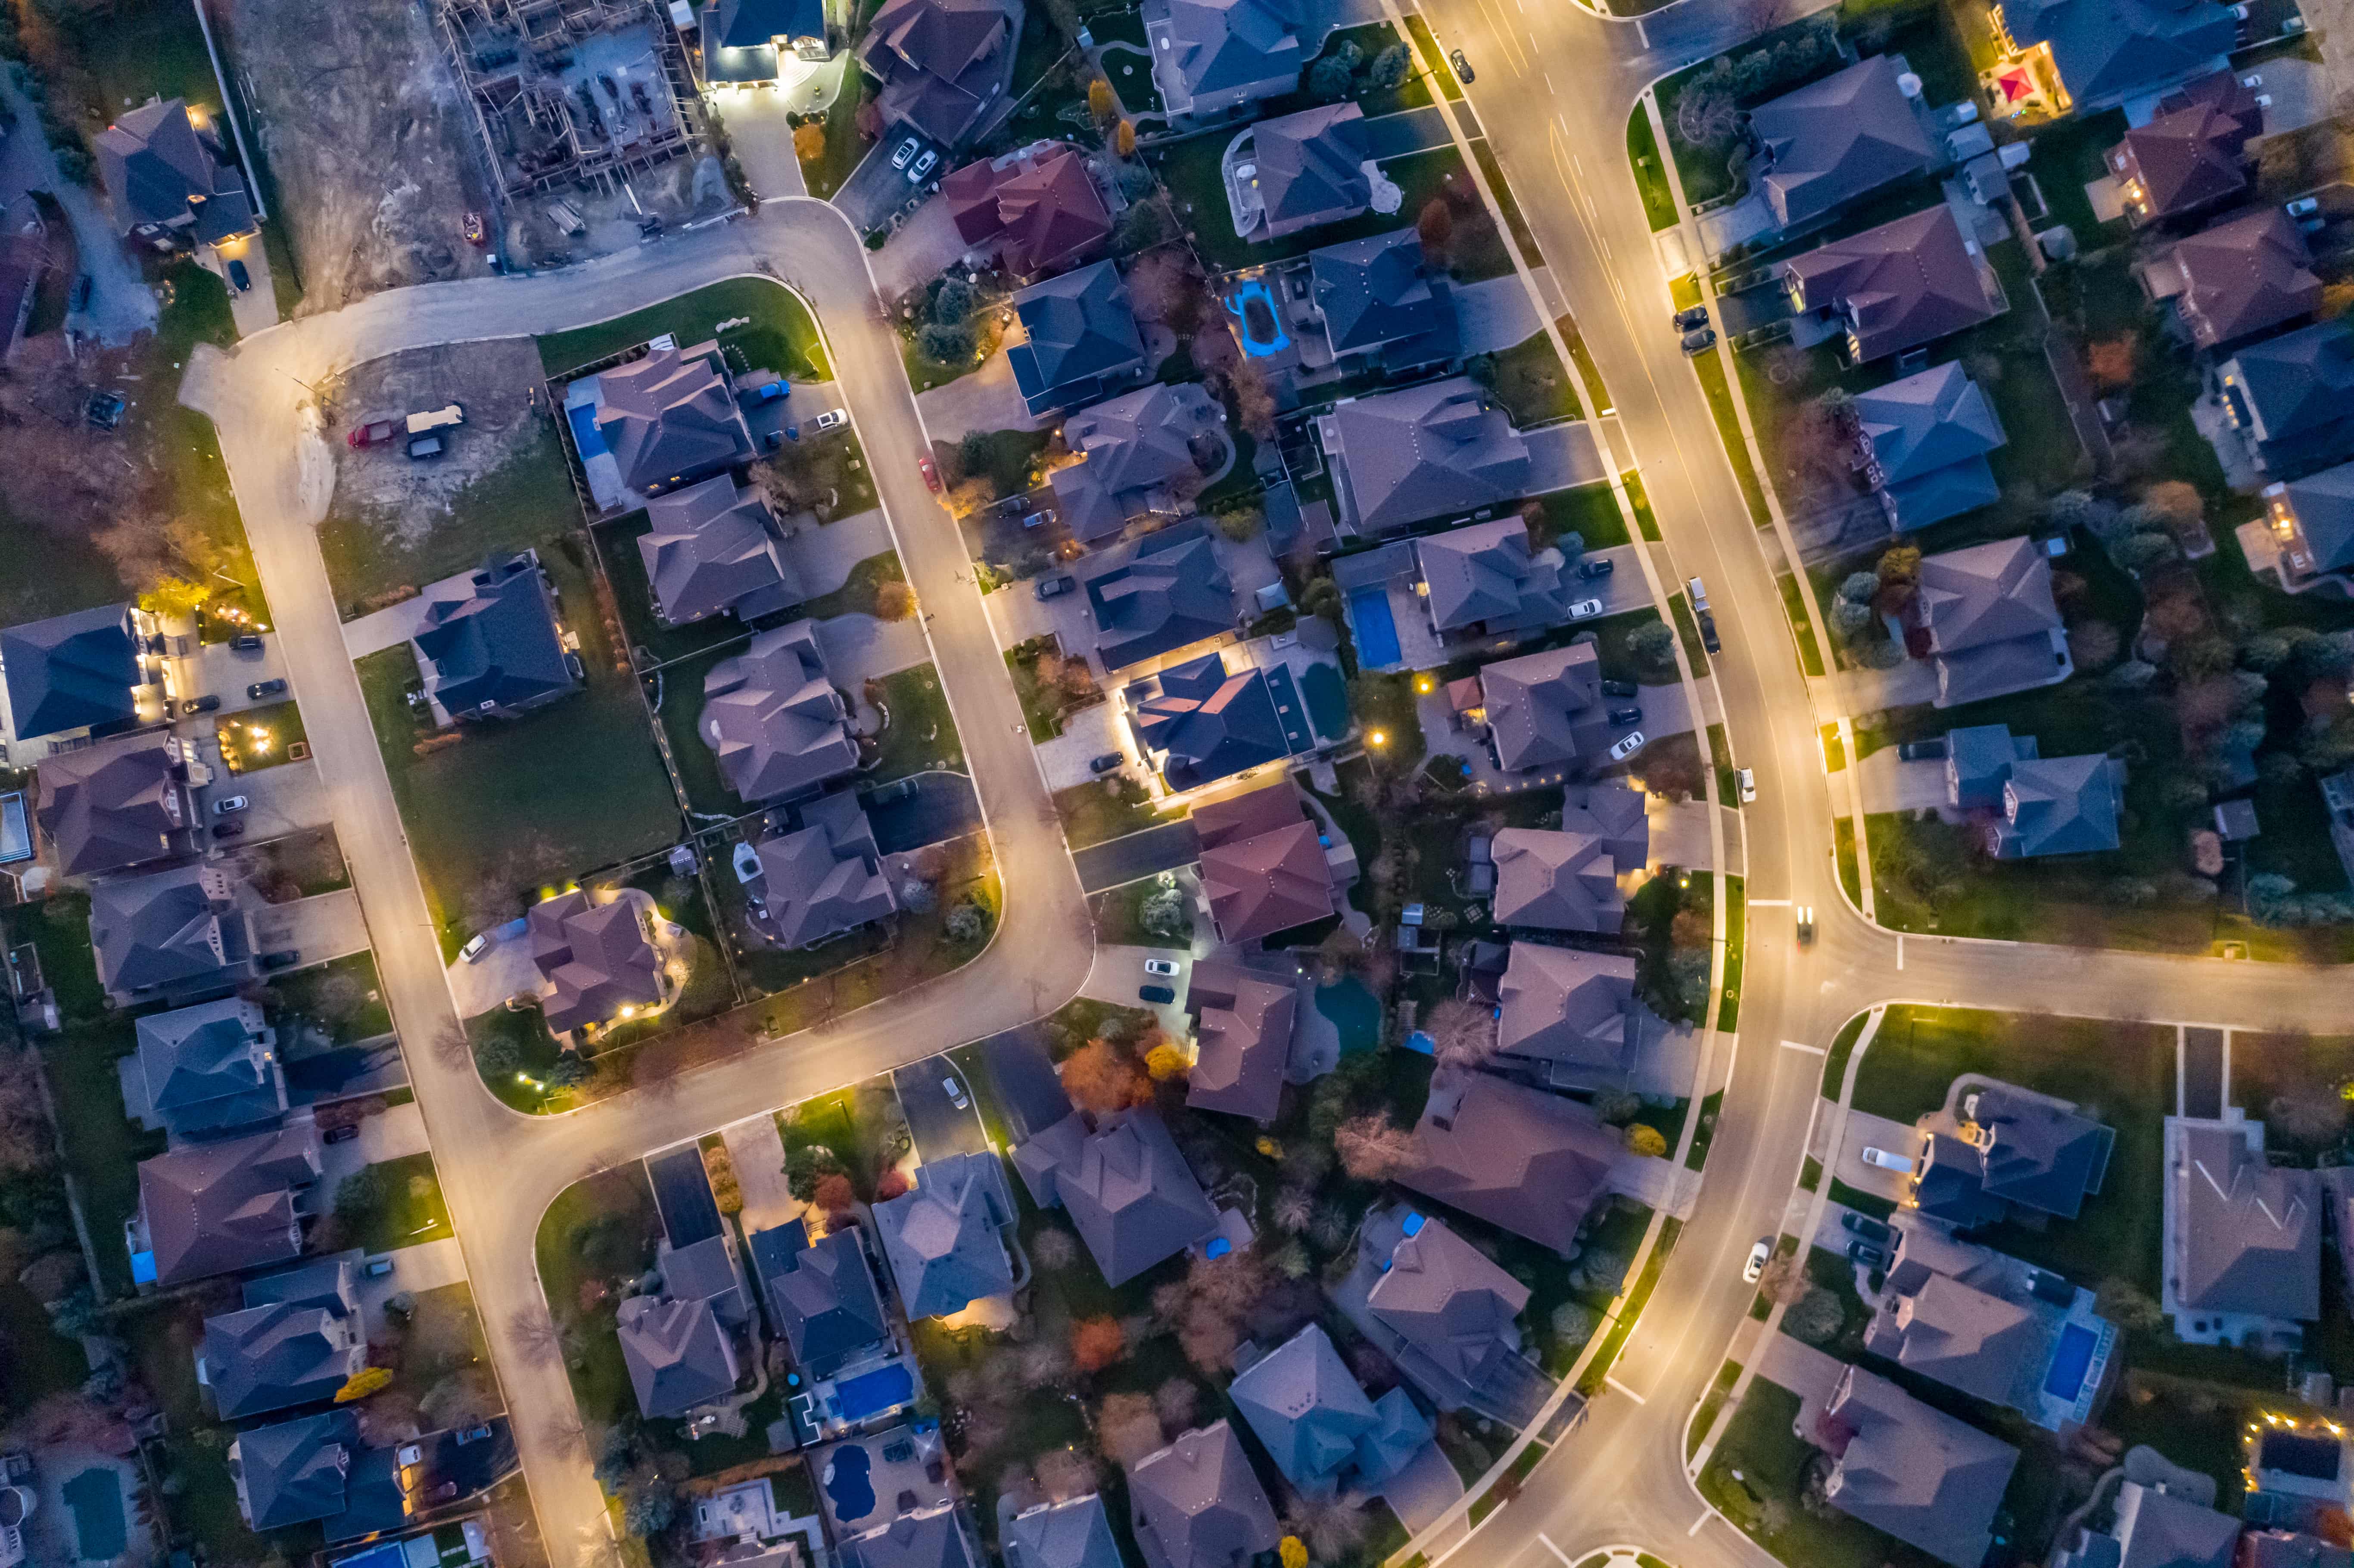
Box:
1368;730;1387;747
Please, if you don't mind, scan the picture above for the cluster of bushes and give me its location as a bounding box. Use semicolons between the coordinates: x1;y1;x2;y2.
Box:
6;63;89;186
1304;37;1411;103
1669;15;1841;157
910;274;987;365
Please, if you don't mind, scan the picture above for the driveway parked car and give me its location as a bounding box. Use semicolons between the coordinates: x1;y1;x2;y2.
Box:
810;408;847;433
179;694;222;715
324;1124;360;1145
942;1075;969;1109
1897;738;1947;762
226;258;251;293
1847;1241;1887;1268
891;137;919;169
213;796;249;815
1861;1146;1915;1173
1600;678;1637;699
211;820;245;840
1140;983;1176;1004
1035;574;1075;600
1841;1211;1893;1244
231;633;264;652
1607;706;1641;726
1609;731;1644;761
460;933;491;963
248;678;287;699
1089;753;1124;775
1143;958;1179;977
258;950;300;971
1566;598;1604;620
1579;557;1615;580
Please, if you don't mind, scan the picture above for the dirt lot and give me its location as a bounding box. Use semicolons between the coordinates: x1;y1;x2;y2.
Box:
215;0;497;313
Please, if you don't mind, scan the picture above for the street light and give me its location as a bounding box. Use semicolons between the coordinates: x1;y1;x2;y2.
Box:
1369;730;1386;746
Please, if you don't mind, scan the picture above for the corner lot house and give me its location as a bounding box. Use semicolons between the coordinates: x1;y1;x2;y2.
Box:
1987;0;2236;115
1403;1070;1619;1254
1745;54;1938;233
617;1292;741;1418
2152;208;2321;352
858;0;1022;149
1146;0;1323;119
1987;753;2124;858
1814;1363;2020;1568
1345;1204;1551;1425
1127;1421;1281;1568
528;887;671;1038
1319;378;1531;537
2163;1112;2318;1346
96;96;257;250
2212;322;2354;482
0;602;162;752
1850;362;2008;532
2105;70;2264;227
943;140;1113;278
130;1120;323;1287
1782;205;2004;364
752;791;897;949
1227;102;1376;243
638;475;801;628
411;551;582;723
36;732;203;876
1192;780;1337;944
1009;259;1148;417
1013;1109;1221;1285
1909;536;2073;706
590;342;759;499
700;619;859;803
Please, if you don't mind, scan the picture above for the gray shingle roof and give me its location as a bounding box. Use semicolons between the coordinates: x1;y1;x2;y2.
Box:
1002;1493;1123;1568
1916;537;2068;706
2217;323;2354;480
0;603;140;741
2112;1481;2239;1568
1748;55;1937;229
1084;520;1234;669
135;997;282;1139
1853;361;2007;530
1946;722;2037;808
639;475;798;627
1156;0;1308;112
1997;0;2235;110
2171;1119;2319;1321
1310;229;1460;368
1010;261;1146;415
2107;72;2262;221
1184;959;1297;1121
1247;103;1372;241
1491;943;1645;1078
859;0;1021;147
37;734;186;876
137;1122;321;1287
844;1506;978;1568
1361;1209;1535;1417
1820;1363;2021;1568
1479;641;1609;773
617;1294;740;1417
1128;1422;1281;1568
875;1152;1017;1318
1328;378;1532;535
1012;1110;1218;1285
2272;459;2354;574
1990;754;2124;858
701;619;859;802
1783;205;2002;362
2173;208;2321;350
232;1408;360;1530
1489;797;1647;933
1125;651;1293;791
1967;1086;2113;1217
529;890;663;1035
200;1256;364;1419
413;552;578;718
1862;1271;2046;1408
94;97;254;239
1404;1071;1619;1254
1417;519;1568;635
756;790;896;949
1193;781;1333;944
595;345;756;495
1229;1323;1378;1489
90;862;253;998
747;1220;888;1376
1049;382;1223;544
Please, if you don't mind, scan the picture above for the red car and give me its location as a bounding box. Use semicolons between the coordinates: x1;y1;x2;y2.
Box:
919;455;940;492
347;419;399;448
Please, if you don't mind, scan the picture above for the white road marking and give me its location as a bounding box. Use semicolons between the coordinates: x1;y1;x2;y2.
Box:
1689;1508;1718;1537
1537;1535;1577;1566
1605;1375;1648;1403
1780;1038;1826;1055
1897;934;1906;969
1749;898;1790;907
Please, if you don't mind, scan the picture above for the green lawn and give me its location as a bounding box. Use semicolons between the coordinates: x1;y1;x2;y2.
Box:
1777;573;1825;678
1701;1378;1944;1568
352;537;682;958
1092;879;1191;949
1691;348;1770;526
793;71;869;201
1470;139;1538;263
1526;481;1627;551
1055;775;1180;848
536;1164;663;1437
539;277;830;380
36;1014;155;1298
1401;15;1460;102
84;0;222;121
336;1151;455;1252
867;663;965;782
3;892;107;1026
588;510;747;669
1821;1009;1871;1097
800;551;909;622
646;641;741;817
266;951;394;1042
1627;104;1680;233
1255;22;1432;120
1157;140;1479;272
1006;635;1105;740
1481;332;1579;427
2021;109;2131;244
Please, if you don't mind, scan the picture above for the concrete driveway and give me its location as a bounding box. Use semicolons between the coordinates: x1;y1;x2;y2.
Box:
873;196;975;303
837;138;931;236
201;232;282;338
447;933;540;1020
1524;422;1611;492
1072;820;1201;894
1856;749;1951;815
818;612;928;682
252;889;372;966
894;1058;990;1163
1454;274;1541;355
174;636;293;715
357;1236;469;1332
1034;702;1127;787
1834;1110;1922;1203
343;596;433;659
324;1098;432;1183
862;769;982;852
208;756;331;843
719;1113;799;1235
1080;942;1186;1027
914;348;1043;439
715;87;810;201
783;507;893;596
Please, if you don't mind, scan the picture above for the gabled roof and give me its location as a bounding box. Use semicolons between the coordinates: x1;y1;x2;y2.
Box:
1417;519;1567;634
1328;378;1531;535
1003;1493;1123;1568
596;346;754;494
1404;1072;1619;1253
700;619;858;802
1864;1272;2046;1408
1126;651;1292;791
2109;82;2259;221
844;1506;978;1568
1049;382;1222;544
94;97;252;239
875;1152;1016;1318
136;997;279;1138
1748;56;1937;229
1968;1086;2111;1216
1128;1422;1282;1568
1248;103;1372;241
200;1257;363;1419
942;141;1112;276
1159;0;1307;109
1363;1210;1531;1409
1009;261;1146;414
1193;780;1333;943
37;734;185;875
1310;229;1459;367
1492;943;1643;1075
233;1408;360;1531
859;0;1021;147
747;1221;888;1376
2111;1480;2239;1568
1490;815;1641;933
1011;1110;1218;1285
1997;0;2235;109
639;475;797;627
1184;959;1297;1120
529;890;662;1035
1992;753;2123;858
1084;520;1233;669
2174;208;2320;349
1821;1364;2020;1568
756;791;896;949
2172;1119;2319;1320
617;1294;739;1417
1917;536;2063;654
1479;642;1608;773
1784;206;2001;362
2218;323;2354;479
137;1122;321;1287
0;603;139;741
1229;1323;1377;1486
1853;361;2008;530
412;552;576;717
90;862;251;997
709;0;824;47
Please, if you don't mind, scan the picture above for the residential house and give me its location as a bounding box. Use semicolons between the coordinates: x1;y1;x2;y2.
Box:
1084;520;1235;670
1987;753;2125;858
1001;1492;1122;1568
1782;205;2004;364
1348;1205;1550;1425
1146;0;1318;118
89;862;257;1000
2239;1530;2354;1568
95;96;256;249
747;1220;888;1377
2158;208;2321;351
1863;1271;2048;1412
942;141;1111;277
2164;1113;2319;1344
1909;536;2073;706
858;0;1021;149
700;619;859;802
1488;783;1649;933
1478;641;1611;774
2212;322;2354;482
1849;361;2008;532
2106;70;2264;225
1184;959;1297;1121
1814;1363;2021;1568
528;889;667;1037
638;475;800;628
1403;1070;1619;1254
1489;943;1653;1091
2053;1481;2239;1568
594;343;758;497
701;0;829;86
1989;0;2236;115
1229;1322;1431;1496
617;1293;741;1418
1745;55;1938;232
411;551;581;722
1008;260;1148;417
874;1152;1018;1319
1192;780;1337;942
1231;103;1373;243
842;1504;980;1568
228;1409;408;1537
123;997;283;1142
1012;1109;1221;1285
36;733;200;876
1122;650;1298;792
1416;519;1571;638
1127;1422;1281;1568
1307;228;1461;373
2259;460;2354;585
0;602;157;747
753;791;896;949
130;1121;322;1287
1943;721;2043;809
1925;1084;2116;1221
197;1254;365;1419
1049;383;1225;544
1320;378;1532;536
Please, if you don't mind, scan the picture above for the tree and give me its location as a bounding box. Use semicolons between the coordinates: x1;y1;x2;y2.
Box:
793;122;825;162
2113;530;2180;573
1279;1540;1310;1568
545;1054;591;1089
1298;576;1344;622
1417;196;1453;262
1089;78;1115;121
1032;1227;1079;1270
1423;997;1496;1073
1628;619;1679;676
1062;1039;1152;1114
1624;1123;1668;1157
1099;1392;1165;1465
813;1172;856;1218
1071;1316;1127;1372
1876;544;1921;586
1838;571;1878;604
919;321;975;363
1550;1300;1598;1348
875;1168;911;1201
1139;886;1188;935
476;1029;522;1082
138;576;210;619
874;581;916;621
1306;40;1362;99
1783;1286;1846;1347
702;1144;741;1215
1115;119;1136;157
1830;597;1874;638
2095;1278;2166;1335
335;1366;393;1402
623;1475;676;1538
1366;42;1410;89
946;898;992;943
1144;1042;1190;1082
1336;1113;1417;1181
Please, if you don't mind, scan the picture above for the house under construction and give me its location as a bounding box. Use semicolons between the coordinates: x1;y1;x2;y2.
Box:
441;0;705;202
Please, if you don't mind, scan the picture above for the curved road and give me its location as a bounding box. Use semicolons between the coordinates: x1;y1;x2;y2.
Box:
177;67;2354;1568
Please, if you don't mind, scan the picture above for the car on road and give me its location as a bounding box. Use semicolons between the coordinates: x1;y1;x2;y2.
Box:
213;795;249;815
1698;610;1721;654
1035;574;1075;600
211;820;245;840
249;678;287;699
1607;706;1642;726
1143;957;1180;977
179;694;222;715
919;455;940;492
1846;1241;1887;1268
1841;1211;1893;1244
324;1123;361;1145
1743;1238;1772;1283
1680;327;1717;356
908;149;939;183
1600;678;1638;699
1089;752;1124;775
941;1074;969;1109
1861;1145;1916;1173
1579;557;1615;580
231;633;264;651
891;137;919;169
1672;305;1709;332
1796;904;1815;945
1609;731;1645;761
1566;597;1604;620
1450;47;1474;81
1140;983;1176;1005
1897;738;1947;762
1737;767;1756;804
258;950;300;971
226;258;251;294
460;933;492;963
810;408;847;433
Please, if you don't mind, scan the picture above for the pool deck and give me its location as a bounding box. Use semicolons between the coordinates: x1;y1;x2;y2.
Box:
811;1425;952;1539
31;1451;151;1568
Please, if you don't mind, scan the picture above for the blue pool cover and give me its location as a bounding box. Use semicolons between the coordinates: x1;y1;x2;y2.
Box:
1225;279;1291;358
566;400;609;459
62;1468;126;1560
823;1443;875;1522
1349;590;1403;669
2043;1322;2098;1400
835;1361;915;1421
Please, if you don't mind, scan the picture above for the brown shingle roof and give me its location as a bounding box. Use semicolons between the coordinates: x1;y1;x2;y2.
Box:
1784;206;2002;362
2173;208;2322;349
1193;782;1334;942
1184;960;1296;1121
1403;1073;1619;1254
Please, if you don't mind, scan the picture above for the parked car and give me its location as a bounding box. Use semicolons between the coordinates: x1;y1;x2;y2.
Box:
891;137;919;169
1796;904;1815;945
1743;1238;1772;1283
364;1257;395;1279
942;1075;969;1109
324;1124;361;1145
1698;610;1721;654
348;419;400;448
224;258;251;293
870;777;919;805
1578;557;1615;580
408;434;446;460
1897;737;1947;762
231;633;264;652
459;933;492;963
1685;576;1709;611
2288;195;2321;218
1035;574;1076;600
1672;305;1709;332
755;380;789;403
810;408;848;433
1566;597;1604;620
213;795;249;815
1736;767;1756;804
1450;47;1474;82
249;678;287;699
1680;327;1717;356
457;1425;495;1445
919;455;940;492
211;820;245;840
180;694;222;715
1841;1211;1893;1244
1089;752;1124;775
1143;958;1180;977
1846;1241;1887;1268
1021;511;1049;529
908;149;939;183
1140;983;1176;1005
1599;678;1638;699
258;950;299;971
1861;1145;1916;1173
1609;731;1645;761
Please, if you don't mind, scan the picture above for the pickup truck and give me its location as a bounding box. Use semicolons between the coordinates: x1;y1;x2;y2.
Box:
407;404;466;435
347;419;400;448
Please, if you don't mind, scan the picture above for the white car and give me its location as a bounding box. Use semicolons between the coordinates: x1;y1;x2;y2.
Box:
810;408;848;433
1736;767;1756;804
1861;1145;1917;1173
890;137;919;169
1566;597;1605;620
1743;1238;1772;1284
459;933;490;964
1143;957;1180;977
1609;731;1645;761
213;795;248;815
907;149;939;183
942;1074;968;1109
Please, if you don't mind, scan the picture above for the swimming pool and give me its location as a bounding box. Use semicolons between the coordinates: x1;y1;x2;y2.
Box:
565;400;610;459
823;1444;876;1522
834;1361;915;1422
1225;278;1291;358
1317;978;1382;1055
1348;589;1403;669
2042;1322;2099;1401
62;1468;126;1560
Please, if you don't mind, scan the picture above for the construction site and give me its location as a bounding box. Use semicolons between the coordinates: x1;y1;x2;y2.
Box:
442;0;726;256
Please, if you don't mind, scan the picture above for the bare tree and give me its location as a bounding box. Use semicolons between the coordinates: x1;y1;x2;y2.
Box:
507;1306;562;1365
1336;1114;1418;1181
1422;998;1497;1074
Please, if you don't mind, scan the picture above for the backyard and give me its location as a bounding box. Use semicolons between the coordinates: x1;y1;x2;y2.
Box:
1153;140;1496;275
1700;1378;1947;1568
538;277;831;381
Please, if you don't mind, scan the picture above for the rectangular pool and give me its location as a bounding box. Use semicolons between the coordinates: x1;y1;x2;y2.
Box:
2043;1321;2099;1401
1348;589;1402;669
834;1361;915;1421
565;400;610;459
